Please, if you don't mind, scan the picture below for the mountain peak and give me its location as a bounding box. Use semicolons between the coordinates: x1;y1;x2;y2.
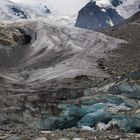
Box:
75;1;124;30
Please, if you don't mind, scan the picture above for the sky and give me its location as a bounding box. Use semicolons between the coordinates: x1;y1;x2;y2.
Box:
11;0;90;15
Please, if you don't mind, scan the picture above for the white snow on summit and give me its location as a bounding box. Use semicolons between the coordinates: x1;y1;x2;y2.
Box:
95;0;140;18
96;0;113;9
117;0;140;18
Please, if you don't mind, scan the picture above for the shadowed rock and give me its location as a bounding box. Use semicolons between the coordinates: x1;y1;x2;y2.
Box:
75;1;124;30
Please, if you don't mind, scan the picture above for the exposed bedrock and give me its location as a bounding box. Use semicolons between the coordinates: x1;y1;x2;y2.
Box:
0;21;140;133
0;26;32;68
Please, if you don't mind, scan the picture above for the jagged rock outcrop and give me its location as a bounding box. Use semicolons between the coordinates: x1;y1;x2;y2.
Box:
75;1;124;30
0;27;30;47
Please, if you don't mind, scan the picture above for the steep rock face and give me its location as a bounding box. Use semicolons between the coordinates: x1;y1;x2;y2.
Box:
0;26;31;68
75;1;124;30
0;27;26;46
75;0;140;30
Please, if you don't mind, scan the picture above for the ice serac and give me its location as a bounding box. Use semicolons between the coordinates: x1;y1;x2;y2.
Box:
75;1;124;30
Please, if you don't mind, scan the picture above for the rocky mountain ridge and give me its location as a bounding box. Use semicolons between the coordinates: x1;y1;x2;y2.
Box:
75;1;124;30
75;0;140;30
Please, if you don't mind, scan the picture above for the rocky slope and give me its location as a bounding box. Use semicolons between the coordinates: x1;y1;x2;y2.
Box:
99;11;140;75
0;13;140;139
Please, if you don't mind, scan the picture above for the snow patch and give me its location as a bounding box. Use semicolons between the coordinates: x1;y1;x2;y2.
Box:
96;0;113;9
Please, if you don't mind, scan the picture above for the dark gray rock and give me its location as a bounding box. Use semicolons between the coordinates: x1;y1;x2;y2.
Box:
75;1;124;30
